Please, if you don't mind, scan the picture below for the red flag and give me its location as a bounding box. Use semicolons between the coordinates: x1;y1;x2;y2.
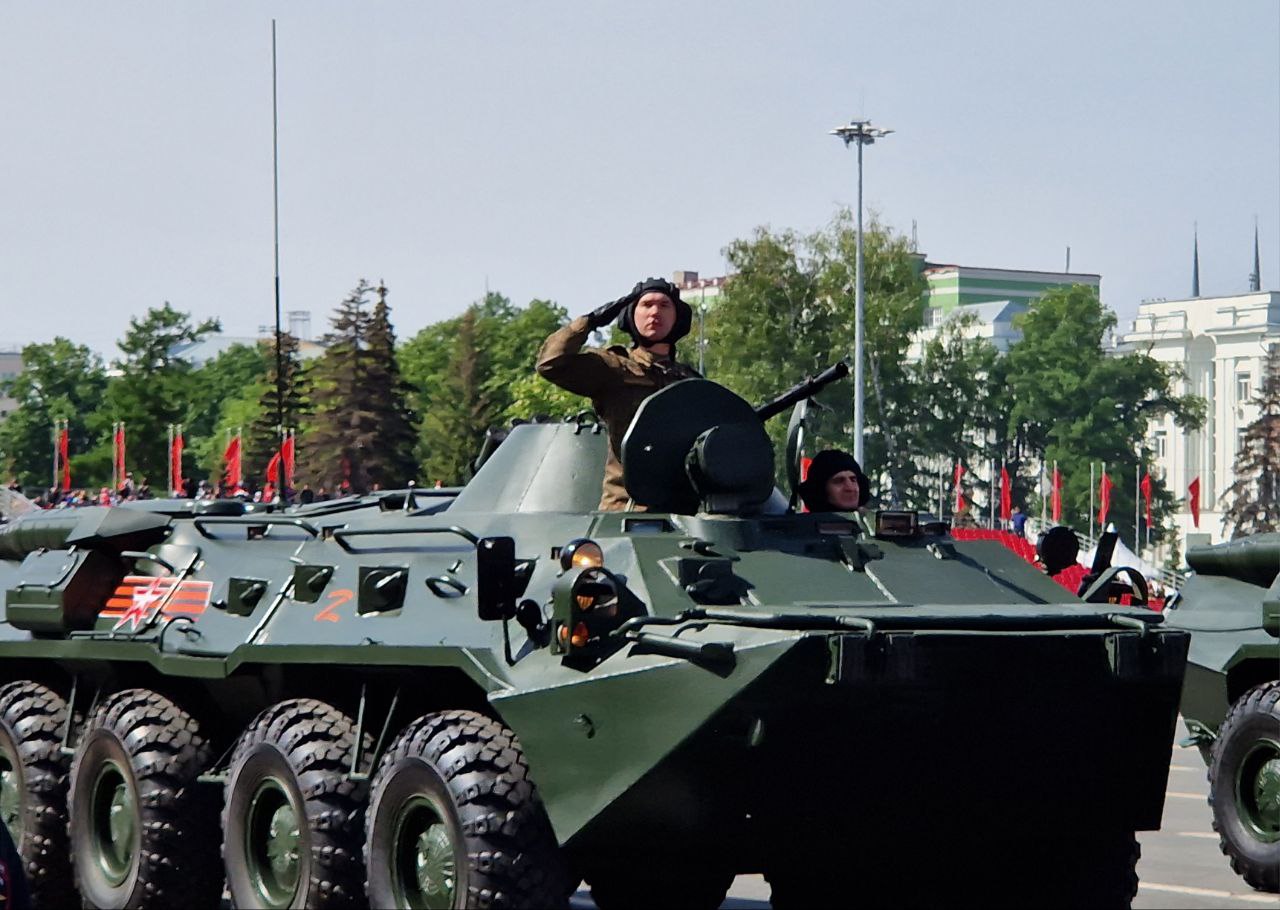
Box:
1188;476;1201;528
58;426;70;492
281;435;295;489
1050;466;1062;523
170;431;184;494
223;436;242;489
1098;472;1113;528
953;462;966;512
113;423;126;486
265;451;281;485
999;464;1012;522
1139;472;1153;525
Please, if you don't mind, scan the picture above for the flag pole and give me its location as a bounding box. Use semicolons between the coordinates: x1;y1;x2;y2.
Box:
51;420;59;494
988;458;995;529
1089;461;1095;539
1039;459;1046;527
1101;460;1107;530
1136;463;1146;555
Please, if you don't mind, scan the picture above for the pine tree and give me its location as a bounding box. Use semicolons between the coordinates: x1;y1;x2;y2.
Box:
303;280;419;493
363;282;418;486
244;332;309;488
1221;343;1280;536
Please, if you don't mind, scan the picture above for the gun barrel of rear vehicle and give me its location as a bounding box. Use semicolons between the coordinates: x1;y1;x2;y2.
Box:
0;512;81;561
1186;534;1280;588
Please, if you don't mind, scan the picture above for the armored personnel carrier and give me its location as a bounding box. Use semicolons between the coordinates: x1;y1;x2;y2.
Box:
1164;533;1279;892
0;373;1188;909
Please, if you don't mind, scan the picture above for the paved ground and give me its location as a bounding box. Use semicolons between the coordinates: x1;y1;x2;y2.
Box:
570;732;1277;909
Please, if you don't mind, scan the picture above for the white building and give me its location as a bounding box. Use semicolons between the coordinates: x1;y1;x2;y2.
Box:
0;350;22;420
1120;290;1279;549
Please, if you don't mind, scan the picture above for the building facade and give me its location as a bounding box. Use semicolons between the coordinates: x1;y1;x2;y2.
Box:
923;264;1100;315
0;351;22;421
1120;291;1279;549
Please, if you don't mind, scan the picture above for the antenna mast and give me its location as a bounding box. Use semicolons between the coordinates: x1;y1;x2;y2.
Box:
272;20;285;434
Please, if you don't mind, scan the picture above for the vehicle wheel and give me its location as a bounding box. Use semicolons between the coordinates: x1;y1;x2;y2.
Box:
365;710;567;909
589;867;732;910
1209;680;1280;892
223;699;370;909
68;688;221;909
0;680;77;907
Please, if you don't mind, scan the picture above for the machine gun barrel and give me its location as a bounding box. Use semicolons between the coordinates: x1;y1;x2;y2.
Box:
754;361;850;422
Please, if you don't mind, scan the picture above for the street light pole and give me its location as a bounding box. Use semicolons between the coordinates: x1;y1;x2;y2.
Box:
830;119;892;465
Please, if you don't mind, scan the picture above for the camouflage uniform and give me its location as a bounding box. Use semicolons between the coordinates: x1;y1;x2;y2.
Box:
537;315;699;510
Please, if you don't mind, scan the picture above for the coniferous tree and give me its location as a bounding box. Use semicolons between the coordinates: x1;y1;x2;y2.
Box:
303;280;418;493
304;281;377;493
1221;343;1280;536
243;332;309;488
363;283;418;486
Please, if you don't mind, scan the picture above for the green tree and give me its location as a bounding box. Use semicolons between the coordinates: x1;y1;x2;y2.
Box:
305;280;416;492
100;304;219;488
0;339;107;490
244;333;311;488
490;299;577;422
184;342;272;487
364;284;418;486
1003;285;1204;541
1221;343;1279;536
907;314;1001;511
705;213;926;499
418;308;489;484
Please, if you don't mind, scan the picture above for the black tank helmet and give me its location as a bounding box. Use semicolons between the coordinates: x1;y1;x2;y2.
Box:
617;277;694;347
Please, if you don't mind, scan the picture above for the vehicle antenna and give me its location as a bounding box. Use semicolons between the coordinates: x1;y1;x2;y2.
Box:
272;20;285;433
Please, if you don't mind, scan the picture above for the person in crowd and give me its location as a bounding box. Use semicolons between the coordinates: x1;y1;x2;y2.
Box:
1011;505;1028;536
299;483;315;505
797;449;872;513
536;277;699;510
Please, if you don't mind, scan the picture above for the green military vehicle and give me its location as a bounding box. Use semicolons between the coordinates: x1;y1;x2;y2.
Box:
1164;533;1280;892
0;373;1189;909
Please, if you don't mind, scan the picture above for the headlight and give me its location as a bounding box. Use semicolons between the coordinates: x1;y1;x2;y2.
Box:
560;538;604;571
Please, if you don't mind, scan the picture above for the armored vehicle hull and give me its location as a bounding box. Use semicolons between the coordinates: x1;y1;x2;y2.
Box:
1164;533;1280;893
0;380;1189;909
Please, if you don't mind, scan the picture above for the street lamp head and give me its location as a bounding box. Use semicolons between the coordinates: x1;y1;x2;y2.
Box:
830;120;894;147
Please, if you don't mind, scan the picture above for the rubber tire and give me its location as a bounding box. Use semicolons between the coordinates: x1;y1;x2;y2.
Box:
364;710;567;909
589;868;733;910
1209;680;1280;892
0;680;77;908
223;699;370;909
68;688;221;909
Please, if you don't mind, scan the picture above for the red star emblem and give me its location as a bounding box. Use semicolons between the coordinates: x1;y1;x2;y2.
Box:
113;576;169;632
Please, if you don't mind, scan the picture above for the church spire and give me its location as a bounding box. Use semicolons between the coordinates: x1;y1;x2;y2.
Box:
1191;224;1201;298
1249;218;1261;292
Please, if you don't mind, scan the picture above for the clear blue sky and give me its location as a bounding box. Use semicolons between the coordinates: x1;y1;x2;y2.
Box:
2;1;1277;357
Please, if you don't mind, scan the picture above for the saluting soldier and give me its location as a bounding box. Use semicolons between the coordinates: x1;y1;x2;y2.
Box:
536;277;699;510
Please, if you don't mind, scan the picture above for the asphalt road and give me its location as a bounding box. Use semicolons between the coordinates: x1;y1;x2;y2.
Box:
570;730;1277;910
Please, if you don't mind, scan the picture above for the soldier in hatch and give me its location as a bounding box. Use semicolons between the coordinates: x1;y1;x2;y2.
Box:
536;277;700;510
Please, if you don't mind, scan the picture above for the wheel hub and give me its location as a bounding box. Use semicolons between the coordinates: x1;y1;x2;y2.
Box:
1236;738;1280;843
0;746;21;843
90;762;137;887
395;797;457;910
247;780;302;908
